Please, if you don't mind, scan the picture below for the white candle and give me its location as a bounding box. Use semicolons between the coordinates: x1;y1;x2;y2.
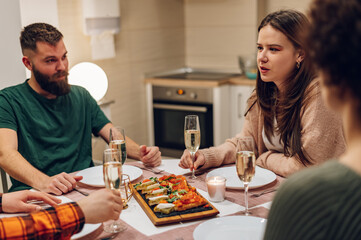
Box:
206;176;226;202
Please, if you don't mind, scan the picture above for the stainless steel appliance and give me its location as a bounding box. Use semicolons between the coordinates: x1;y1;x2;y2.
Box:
150;68;241;157
153;86;214;157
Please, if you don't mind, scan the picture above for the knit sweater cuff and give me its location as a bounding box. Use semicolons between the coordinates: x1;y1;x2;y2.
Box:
199;148;220;169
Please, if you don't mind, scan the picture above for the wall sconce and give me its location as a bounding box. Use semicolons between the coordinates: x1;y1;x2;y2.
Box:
68;62;108;102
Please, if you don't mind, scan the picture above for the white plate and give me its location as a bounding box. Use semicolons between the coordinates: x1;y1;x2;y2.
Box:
193;216;267;240
206;166;276;189
71;223;101;239
76;165;143;187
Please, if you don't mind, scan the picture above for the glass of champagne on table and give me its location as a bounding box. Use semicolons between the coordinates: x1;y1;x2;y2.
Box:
103;148;127;233
109;127;127;165
236;137;256;215
184;115;201;179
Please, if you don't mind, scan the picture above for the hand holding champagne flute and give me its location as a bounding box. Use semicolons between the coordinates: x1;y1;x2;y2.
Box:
236;137;256;215
103;148;126;233
184;115;201;179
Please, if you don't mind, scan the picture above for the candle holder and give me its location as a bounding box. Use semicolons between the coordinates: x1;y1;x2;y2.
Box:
206;176;226;202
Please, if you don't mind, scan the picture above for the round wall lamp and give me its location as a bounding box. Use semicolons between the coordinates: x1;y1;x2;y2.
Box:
68;62;108;102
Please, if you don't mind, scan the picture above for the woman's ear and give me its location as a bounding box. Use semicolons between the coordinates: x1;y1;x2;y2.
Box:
296;49;305;63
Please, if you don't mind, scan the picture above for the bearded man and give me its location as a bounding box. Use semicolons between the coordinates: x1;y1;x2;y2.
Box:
0;23;161;194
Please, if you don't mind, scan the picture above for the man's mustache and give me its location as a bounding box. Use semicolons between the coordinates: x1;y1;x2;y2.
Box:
53;71;68;78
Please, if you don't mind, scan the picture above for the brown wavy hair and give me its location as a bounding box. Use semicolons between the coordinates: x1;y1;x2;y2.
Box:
256;10;316;166
307;0;361;119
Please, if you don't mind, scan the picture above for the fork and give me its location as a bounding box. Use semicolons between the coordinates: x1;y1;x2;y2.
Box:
139;167;164;174
251;188;278;198
74;188;89;196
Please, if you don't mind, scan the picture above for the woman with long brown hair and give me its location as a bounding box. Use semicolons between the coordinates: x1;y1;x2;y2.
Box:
264;0;361;238
179;9;345;177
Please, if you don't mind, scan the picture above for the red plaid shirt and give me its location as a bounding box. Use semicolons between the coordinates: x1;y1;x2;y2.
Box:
0;202;85;239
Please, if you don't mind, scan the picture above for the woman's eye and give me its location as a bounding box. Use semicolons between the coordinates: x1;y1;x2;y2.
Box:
257;46;263;51
270;48;279;52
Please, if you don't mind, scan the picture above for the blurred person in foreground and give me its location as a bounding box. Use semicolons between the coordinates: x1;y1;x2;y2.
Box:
0;189;122;239
0;22;161;195
264;0;361;239
179;10;345;177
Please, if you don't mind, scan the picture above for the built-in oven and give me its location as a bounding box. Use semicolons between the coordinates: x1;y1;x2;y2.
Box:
153;86;214;157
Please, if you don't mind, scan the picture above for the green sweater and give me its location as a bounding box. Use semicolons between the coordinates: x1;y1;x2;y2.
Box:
264;160;361;240
0;80;110;191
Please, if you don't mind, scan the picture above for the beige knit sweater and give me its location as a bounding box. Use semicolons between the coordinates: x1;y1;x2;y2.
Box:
199;82;346;177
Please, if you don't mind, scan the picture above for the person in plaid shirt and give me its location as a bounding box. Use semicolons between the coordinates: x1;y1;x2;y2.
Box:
0;189;122;239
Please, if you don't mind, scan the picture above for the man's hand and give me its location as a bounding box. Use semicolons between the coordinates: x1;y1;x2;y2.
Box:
41;172;83;195
139;145;161;167
2;190;61;213
179;150;205;171
77;189;123;223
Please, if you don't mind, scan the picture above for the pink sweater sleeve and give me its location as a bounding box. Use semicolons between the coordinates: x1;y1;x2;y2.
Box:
199;100;257;169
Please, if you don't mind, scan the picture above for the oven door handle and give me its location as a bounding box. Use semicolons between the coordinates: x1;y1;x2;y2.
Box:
153;103;208;113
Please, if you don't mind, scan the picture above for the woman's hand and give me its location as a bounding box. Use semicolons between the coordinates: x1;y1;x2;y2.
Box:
178;150;205;171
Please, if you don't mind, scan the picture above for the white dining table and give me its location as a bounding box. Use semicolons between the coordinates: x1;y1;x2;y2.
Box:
1;158;282;240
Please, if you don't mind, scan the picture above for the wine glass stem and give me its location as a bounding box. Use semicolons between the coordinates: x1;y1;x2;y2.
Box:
244;182;249;214
191;152;196;179
112;220;119;227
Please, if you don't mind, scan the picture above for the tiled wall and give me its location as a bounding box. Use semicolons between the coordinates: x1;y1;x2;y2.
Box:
183;0;311;71
57;0;185;160
266;0;312;13
184;0;258;71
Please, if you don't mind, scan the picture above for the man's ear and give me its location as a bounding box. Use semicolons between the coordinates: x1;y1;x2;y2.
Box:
22;56;32;71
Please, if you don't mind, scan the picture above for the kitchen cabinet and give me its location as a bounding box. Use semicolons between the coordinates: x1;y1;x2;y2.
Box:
229;85;255;137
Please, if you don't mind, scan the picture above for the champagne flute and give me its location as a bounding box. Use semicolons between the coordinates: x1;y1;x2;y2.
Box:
236;137;256;215
184;115;201;179
103;148;127;233
109;127;127;165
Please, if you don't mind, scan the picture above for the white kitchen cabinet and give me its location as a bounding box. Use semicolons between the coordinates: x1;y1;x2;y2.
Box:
229;85;255;137
213;85;230;146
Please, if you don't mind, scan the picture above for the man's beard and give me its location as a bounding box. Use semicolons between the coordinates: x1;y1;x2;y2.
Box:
33;65;71;96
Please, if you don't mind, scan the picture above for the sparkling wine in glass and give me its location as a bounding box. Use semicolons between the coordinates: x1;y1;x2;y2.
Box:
103;148;126;233
109;127;127;165
236;137;256;215
184;115;201;179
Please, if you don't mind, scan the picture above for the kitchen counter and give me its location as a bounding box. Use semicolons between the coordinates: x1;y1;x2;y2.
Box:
144;67;256;87
228;76;257;86
145;75;256;87
144;77;229;87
